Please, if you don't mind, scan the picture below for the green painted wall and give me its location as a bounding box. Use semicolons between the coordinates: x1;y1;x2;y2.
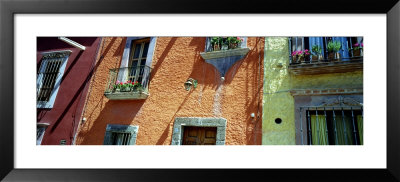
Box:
262;37;363;145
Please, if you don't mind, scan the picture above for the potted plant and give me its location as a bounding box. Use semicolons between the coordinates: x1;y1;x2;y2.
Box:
327;40;341;61
210;37;222;51
291;50;304;64
227;37;243;49
303;49;311;63
311;45;323;62
350;42;363;57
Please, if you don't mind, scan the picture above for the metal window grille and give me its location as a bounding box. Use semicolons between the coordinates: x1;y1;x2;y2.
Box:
299;106;363;145
37;55;67;102
111;132;132;145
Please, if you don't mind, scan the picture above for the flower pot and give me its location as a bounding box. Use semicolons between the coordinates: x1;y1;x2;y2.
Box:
121;87;131;92
352;49;363;57
311;55;323;62
114;88;120;93
334;52;341;60
291;56;298;64
221;44;228;50
213;44;220;51
328;52;340;61
299;57;306;64
229;43;238;49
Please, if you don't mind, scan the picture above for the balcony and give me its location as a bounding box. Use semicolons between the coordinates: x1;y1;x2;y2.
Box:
288;37;363;75
104;66;151;100
200;37;250;79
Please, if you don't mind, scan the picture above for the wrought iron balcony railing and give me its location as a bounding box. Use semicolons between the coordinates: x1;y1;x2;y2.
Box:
289;37;363;65
288;37;363;75
104;66;151;100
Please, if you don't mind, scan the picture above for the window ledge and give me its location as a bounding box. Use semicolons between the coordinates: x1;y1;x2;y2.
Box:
37;123;50;127
200;48;250;60
288;59;363;75
104;91;149;100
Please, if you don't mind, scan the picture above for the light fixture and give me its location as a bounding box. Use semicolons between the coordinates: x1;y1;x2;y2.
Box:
184;78;197;91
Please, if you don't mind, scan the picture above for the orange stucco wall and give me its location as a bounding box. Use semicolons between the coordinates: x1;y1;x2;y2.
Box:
75;37;264;145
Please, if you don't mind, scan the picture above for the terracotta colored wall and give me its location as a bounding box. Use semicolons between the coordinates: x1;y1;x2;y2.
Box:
37;37;101;145
75;37;264;145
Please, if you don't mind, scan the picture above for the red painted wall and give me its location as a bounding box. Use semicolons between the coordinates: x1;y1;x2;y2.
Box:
37;37;101;145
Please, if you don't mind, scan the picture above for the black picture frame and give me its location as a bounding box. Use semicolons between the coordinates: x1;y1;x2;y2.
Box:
1;0;399;181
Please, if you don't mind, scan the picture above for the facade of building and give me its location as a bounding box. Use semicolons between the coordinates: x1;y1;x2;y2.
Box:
262;37;363;145
74;37;264;145
37;36;363;145
36;37;101;145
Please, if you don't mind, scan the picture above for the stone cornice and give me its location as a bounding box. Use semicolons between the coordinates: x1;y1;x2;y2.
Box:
290;88;363;96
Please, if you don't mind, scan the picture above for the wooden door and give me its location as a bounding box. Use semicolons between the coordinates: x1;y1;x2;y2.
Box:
182;126;217;145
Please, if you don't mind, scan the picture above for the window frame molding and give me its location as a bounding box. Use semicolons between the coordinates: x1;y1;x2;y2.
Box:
118;37;157;86
36;50;72;108
294;94;363;145
103;124;139;145
36;123;50;145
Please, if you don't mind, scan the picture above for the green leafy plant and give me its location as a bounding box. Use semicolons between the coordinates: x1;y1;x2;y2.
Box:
311;45;322;55
327;41;341;52
210;37;223;46
113;80;143;92
210;37;243;50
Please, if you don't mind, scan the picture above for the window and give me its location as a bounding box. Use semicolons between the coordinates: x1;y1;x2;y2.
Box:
103;124;139;145
37;51;71;108
304;107;363;145
36;123;49;145
289;37;363;63
127;38;150;83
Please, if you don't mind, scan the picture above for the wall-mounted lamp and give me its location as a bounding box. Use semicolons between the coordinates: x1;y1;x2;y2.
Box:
184;78;198;91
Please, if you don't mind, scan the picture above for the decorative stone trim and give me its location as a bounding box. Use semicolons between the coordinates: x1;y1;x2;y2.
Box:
104;91;149;100
103;124;139;145
41;50;72;59
171;117;227;145
290;88;363;96
200;48;250;60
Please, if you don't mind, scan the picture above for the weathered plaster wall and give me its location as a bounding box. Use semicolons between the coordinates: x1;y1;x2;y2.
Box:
262;37;363;145
75;37;264;145
262;37;295;145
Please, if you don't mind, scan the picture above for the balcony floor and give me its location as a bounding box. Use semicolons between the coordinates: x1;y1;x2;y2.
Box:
104;91;149;100
288;59;363;75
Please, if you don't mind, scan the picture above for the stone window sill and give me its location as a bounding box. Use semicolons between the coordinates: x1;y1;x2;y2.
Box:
200;48;250;60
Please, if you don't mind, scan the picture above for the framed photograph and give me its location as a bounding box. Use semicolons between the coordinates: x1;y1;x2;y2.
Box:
1;0;399;181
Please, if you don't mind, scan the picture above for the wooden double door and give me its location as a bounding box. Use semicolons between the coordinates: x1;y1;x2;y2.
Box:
182;126;217;145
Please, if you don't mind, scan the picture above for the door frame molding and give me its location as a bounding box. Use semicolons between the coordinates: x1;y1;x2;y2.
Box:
171;117;227;145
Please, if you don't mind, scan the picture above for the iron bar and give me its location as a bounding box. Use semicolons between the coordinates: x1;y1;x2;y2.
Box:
307;109;312;145
315;109;320;145
332;109;338;145
341;107;348;145
300;107;304;145
324;107;329;145
350;107;358;145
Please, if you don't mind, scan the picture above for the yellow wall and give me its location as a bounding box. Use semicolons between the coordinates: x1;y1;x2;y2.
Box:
262;37;363;145
262;37;295;145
